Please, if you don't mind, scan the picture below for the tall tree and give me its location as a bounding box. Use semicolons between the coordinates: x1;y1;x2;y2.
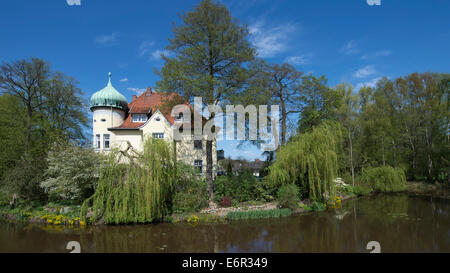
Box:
395;72;449;181
156;0;255;202
247;61;304;145
0;58;49;157
297;74;342;133
336;83;359;186
0;94;27;178
43;72;90;141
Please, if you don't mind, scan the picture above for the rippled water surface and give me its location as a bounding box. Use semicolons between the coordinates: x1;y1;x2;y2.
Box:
0;193;448;253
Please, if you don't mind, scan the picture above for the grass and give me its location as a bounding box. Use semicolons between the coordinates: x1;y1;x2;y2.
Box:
226;208;291;220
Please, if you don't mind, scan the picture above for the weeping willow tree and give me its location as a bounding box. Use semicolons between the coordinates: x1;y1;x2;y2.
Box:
265;122;342;201
81;139;178;224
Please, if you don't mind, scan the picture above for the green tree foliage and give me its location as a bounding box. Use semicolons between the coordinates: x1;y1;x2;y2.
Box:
0;95;26;178
276;184;300;210
43;72;90;142
1;159;46;201
172;163;208;213
0;58;90;203
266;122;342;201
359;166;407;193
335;83;360;186
0;58;50;157
214;170;269;203
355;73;449;182
41;140;103;202
297;75;342;134
156;0;255;201
83;140;178;224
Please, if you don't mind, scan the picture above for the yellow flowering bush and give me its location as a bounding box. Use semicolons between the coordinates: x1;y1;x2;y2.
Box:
187;215;199;223
325;196;342;209
39;213;90;227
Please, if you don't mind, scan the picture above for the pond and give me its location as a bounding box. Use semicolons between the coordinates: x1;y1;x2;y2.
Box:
0;193;448;253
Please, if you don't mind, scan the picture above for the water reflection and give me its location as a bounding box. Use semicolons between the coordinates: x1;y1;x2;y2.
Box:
0;194;448;253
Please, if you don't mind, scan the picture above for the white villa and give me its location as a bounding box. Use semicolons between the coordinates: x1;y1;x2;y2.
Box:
90;73;217;175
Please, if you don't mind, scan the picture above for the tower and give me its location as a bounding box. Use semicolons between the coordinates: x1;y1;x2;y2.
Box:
90;72;128;150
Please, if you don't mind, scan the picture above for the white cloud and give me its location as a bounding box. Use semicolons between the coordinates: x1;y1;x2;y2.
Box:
127;87;146;95
95;32;118;46
119;78;128;82
151;49;170;60
249;20;299;58
67;0;81;5
138;40;170;61
355;77;382;90
139;40;155;57
361;50;392;60
353;65;377;78
284;54;311;65
340;40;360;55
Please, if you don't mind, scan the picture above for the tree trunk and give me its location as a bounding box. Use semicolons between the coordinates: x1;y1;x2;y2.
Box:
349;130;355;187
25;104;33;158
280;97;287;145
206;139;214;202
425;127;433;180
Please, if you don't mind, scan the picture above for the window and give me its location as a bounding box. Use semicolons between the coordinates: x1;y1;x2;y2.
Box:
194;160;203;174
175;112;183;122
95;134;100;149
194;140;203;150
132;114;147;122
101;118;106;122
152;133;164;139
103;134;110;149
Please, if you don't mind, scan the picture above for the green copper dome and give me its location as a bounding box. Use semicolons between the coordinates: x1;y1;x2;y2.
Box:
90;72;128;111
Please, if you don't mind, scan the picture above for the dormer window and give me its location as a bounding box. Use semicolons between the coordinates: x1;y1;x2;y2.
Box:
175;113;183;122
132;114;147;122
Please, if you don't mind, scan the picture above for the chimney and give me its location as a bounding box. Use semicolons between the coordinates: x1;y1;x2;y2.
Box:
147;86;152;94
132;95;137;101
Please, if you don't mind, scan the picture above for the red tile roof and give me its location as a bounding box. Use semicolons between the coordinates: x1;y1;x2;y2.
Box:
109;87;203;130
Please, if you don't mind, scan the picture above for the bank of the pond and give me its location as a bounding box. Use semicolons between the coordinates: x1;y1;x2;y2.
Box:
1;181;446;227
0;203;91;227
405;181;449;196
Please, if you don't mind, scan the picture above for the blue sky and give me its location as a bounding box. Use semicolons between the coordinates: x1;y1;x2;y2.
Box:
0;0;449;161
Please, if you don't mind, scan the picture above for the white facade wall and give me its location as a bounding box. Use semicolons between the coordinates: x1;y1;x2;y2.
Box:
113;130;143;152
92;107;125;150
93;108;217;175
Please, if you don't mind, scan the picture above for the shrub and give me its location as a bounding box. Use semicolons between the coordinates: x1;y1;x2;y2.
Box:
214;170;270;203
41;141;103;202
226;208;291;220
310;201;325;211
219;196;232;208
360;166;407;193
353;184;373;196
341;172;353;186
1;159;46;202
0;189;9;206
214;176;233;202
172;164;208;213
277;184;300;210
